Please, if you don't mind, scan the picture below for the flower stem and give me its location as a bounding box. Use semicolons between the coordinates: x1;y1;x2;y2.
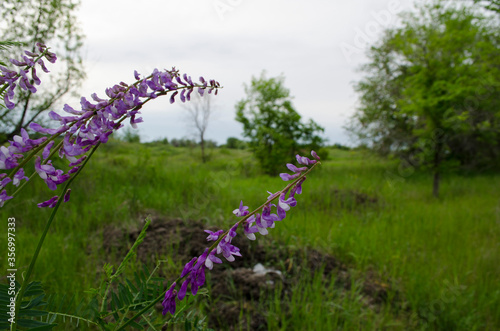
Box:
11;142;100;331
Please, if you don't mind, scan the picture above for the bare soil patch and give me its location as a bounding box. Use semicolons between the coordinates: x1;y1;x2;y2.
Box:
99;216;396;330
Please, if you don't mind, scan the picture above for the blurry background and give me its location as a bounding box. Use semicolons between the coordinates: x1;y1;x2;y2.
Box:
74;0;414;145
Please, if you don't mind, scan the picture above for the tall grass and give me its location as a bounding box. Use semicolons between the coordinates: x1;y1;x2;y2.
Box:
0;142;498;329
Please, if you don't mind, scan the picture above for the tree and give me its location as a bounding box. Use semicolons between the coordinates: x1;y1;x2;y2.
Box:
236;72;325;175
181;92;214;163
473;0;500;13
0;0;85;143
226;137;247;149
347;1;500;197
117;126;141;143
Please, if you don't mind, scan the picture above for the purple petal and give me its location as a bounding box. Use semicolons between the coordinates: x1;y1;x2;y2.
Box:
311;150;320;160
279;172;300;181
63;189;71;202
180;257;197;278
178;280;188;301
134;70;141;80
169;91;178;104
286;163;307;173
37;195;59;208
42;141;55;160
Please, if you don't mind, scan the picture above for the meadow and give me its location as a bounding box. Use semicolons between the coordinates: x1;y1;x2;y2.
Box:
0;141;499;330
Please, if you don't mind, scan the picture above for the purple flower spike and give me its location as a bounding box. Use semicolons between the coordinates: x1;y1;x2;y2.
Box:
162;282;177;315
233;200;249;217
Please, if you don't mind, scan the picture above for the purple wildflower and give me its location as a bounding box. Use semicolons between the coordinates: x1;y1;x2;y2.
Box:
233;200;249;217
177;249;209;300
225;223;239;243
204;229;223;242
217;240;242;262
253;213;270;235
277;192;297;220
162;282;177;315
296;154;317;166
205;249;222;270
0;190;13;207
262;203;280;227
0;146;22;170
12;169;29;187
0;176;11;188
243;218;259;240
34;157;70;190
161;150;321;315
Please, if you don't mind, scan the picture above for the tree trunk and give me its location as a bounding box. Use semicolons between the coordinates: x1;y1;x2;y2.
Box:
200;133;206;163
433;170;440;198
432;140;443;198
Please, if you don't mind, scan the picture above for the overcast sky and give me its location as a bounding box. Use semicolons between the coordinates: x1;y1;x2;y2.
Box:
73;0;416;145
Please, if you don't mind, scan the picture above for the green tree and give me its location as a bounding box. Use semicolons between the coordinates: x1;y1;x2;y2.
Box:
226;137;247;149
473;0;500;13
347;1;500;197
236;72;325;175
0;0;85;143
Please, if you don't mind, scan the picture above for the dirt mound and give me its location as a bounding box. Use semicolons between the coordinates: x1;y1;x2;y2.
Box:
331;189;378;210
100;216;394;330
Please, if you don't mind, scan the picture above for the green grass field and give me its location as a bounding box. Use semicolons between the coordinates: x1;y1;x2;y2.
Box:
1;142;499;330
